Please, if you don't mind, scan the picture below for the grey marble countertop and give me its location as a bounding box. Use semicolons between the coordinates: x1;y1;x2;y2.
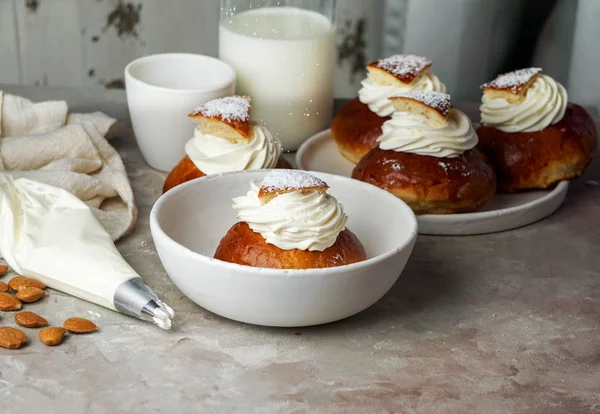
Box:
0;86;599;414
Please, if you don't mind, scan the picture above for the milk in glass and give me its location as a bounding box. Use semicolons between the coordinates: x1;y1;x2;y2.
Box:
219;7;335;151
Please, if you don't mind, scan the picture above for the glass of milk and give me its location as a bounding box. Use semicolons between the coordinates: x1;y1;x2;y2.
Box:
219;0;336;151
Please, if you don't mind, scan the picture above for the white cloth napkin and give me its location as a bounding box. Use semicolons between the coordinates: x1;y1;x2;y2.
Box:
0;91;137;241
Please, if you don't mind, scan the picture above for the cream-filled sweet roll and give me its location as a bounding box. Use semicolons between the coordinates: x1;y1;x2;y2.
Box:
477;68;597;192
377;91;477;157
186;96;281;174
332;55;447;164
163;96;291;193
352;91;496;214
358;55;447;117
214;170;367;269
233;171;346;251
480;68;567;133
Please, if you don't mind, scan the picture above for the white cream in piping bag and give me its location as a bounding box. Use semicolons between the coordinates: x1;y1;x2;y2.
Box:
185;124;282;175
0;176;174;329
233;172;347;252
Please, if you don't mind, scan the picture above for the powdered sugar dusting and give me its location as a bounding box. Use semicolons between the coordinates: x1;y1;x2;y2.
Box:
481;68;542;93
438;160;473;177
260;170;328;192
373;54;432;82
402;91;451;116
191;96;251;122
381;158;403;171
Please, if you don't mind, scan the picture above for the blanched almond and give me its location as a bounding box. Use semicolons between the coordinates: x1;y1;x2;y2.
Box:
16;287;45;303
0;292;22;311
0;327;27;349
0;264;8;276
8;276;46;291
39;327;66;346
15;311;48;328
64;317;98;333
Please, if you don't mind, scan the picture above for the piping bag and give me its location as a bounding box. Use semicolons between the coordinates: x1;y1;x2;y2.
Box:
0;176;174;329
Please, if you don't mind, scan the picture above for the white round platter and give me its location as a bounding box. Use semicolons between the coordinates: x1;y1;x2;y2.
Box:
296;129;569;236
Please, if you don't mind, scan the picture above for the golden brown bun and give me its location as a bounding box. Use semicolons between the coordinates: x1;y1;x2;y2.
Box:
477;103;597;193
214;222;367;269
352;148;497;214
163;155;206;193
331;98;387;164
162;156;293;194
189;96;251;143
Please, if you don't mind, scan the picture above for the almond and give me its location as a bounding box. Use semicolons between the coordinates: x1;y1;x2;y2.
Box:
15;286;45;303
8;276;46;291
0;281;8;293
0;327;28;349
64;317;98;333
0;292;22;311
14;311;48;328
0;264;8;276
39;327;66;346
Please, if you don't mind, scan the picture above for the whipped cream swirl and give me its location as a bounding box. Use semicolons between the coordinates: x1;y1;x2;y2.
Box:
378;108;477;158
185;124;281;175
232;182;347;251
480;74;568;133
359;73;447;117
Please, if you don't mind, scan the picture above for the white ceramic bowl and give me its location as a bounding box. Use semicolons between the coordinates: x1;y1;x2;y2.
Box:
150;170;418;327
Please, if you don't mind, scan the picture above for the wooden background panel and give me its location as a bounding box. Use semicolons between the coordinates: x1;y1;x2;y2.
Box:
80;0;221;89
401;0;524;102
402;0;464;98
453;0;500;101
568;0;599;105
483;0;523;82
14;0;85;86
0;1;21;84
80;0;147;88
5;0;593;102
534;0;578;87
141;0;220;57
334;0;385;98
0;0;384;98
381;0;408;58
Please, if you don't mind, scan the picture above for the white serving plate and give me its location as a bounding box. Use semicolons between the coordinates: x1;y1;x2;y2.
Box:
296;129;569;236
150;170;417;327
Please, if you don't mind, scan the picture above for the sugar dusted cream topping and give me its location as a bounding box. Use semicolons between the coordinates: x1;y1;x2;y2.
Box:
378;91;477;158
232;171;347;251
480;71;568;133
359;55;447;117
185;124;281;175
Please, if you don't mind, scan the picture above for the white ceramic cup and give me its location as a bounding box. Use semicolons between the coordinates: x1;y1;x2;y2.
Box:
125;53;236;172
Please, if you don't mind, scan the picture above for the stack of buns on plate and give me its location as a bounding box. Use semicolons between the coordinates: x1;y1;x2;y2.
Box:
331;56;596;215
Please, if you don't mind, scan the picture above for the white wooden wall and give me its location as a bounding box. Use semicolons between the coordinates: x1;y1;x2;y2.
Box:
0;0;383;98
0;0;597;103
383;0;583;102
568;0;600;105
